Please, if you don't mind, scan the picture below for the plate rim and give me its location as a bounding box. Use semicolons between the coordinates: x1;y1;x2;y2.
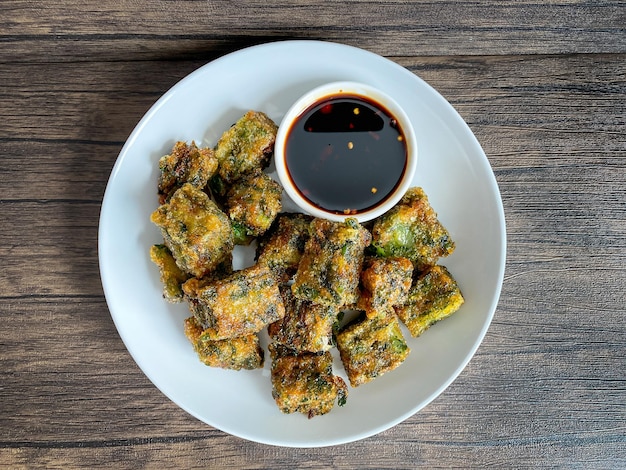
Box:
98;39;507;448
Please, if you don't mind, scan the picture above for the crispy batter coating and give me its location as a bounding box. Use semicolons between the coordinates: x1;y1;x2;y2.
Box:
150;183;234;278
225;171;282;244
292;218;371;307
157;141;218;204
370;187;455;272
357;256;413;316
395;265;464;338
149;244;190;302
184;316;264;370
256;213;312;282
182;263;285;340
147;121;466;414
269;344;348;418
214;110;278;185
268;286;337;354
336;311;410;387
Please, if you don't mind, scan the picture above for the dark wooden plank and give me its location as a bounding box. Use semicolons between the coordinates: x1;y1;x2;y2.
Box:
1;54;625;145
0;292;623;467
0;201;103;297
1;7;625;464
0;60;193;142
0;298;206;441
0;53;624;302
0;141;117;201
1;1;625;62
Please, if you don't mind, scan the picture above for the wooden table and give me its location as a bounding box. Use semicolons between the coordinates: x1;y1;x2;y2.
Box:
1;1;625;468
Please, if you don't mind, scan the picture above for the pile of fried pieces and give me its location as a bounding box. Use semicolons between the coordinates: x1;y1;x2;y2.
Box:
150;110;464;418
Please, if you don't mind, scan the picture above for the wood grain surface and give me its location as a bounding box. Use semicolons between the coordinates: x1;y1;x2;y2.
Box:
1;1;625;468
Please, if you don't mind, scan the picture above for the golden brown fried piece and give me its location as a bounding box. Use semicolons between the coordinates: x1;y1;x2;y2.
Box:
357;256;413;317
149;244;190;302
182;263;285;341
269;344;348;418
214;110;278;185
395;265;464;338
157;141;218;204
370;187;455;272
256;213;312;282
225;171;282;244
336;311;410;387
268;287;337;354
184;316;264;370
150;183;234;278
292;218;371;307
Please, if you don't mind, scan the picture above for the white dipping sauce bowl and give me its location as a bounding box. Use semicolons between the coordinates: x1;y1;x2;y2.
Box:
274;81;418;223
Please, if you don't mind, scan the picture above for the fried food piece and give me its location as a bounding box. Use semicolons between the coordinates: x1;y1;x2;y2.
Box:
150;183;234;278
184;316;264;370
157;141;218;204
225;171;282;244
182;263;285;340
395;265;464;338
292;218;371;307
269;344;348;418
336;311;410;387
214;110;278;185
149;244;190;302
256;213;312;282
370;187;455;272
268;287;337;354
357;257;413;316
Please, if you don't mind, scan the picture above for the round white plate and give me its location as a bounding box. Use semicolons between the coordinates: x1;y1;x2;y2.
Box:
98;40;506;448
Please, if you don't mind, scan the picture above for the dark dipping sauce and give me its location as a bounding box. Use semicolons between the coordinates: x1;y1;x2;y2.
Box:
284;94;407;215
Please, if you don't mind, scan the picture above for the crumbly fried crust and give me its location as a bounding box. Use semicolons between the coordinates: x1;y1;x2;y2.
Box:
395;265;464;337
337;311;410;387
182;263;285;340
184;316;264;370
357;256;413;316
225;171;282;244
157;141;218;204
292;217;371;307
268;286;338;354
149;244;190;302
370;187;455;272
214;110;278;184
150;183;234;278
256;213;312;282
269;344;347;418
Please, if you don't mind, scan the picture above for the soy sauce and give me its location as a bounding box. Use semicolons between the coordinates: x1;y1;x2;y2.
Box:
284;95;407;215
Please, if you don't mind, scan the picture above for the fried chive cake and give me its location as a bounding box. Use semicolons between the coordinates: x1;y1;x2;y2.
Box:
182;263;285;341
149;244;190;302
395;265;464;337
225;171;282;244
184;316;264;370
292;217;371;307
213;110;278;186
357;256;413;317
256;213;312;283
370;187;455;272
269;344;348;418
268;286;338;354
157;140;218;204
336;311;410;387
150;183;233;278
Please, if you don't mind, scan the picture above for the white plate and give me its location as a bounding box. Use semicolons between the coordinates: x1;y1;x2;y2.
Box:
98;40;506;448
